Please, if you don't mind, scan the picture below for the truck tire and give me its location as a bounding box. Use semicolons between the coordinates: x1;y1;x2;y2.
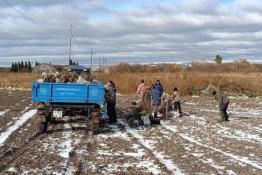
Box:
39;122;48;133
37;104;48;133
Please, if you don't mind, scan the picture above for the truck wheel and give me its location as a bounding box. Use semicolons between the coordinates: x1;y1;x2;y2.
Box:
92;123;100;135
39;122;48;133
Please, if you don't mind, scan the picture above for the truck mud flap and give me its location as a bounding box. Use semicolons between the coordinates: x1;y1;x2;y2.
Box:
36;111;46;123
91;112;100;134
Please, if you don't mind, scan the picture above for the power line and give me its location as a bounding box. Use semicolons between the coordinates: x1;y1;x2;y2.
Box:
2;0;64;36
2;0;37;24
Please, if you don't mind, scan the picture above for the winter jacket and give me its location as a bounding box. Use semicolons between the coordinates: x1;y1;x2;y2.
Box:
155;84;163;95
151;86;161;105
105;85;117;104
215;91;230;107
136;83;149;94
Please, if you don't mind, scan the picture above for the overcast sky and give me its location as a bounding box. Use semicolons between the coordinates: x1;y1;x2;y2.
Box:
0;0;262;66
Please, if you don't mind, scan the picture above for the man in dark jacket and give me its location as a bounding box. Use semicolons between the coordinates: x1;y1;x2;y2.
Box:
105;80;117;123
212;90;230;122
151;84;161;118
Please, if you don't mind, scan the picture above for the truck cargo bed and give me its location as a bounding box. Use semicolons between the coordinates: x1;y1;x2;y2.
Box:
32;82;105;105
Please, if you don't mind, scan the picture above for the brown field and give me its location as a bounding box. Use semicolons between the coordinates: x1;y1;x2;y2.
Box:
0;68;261;96
97;72;262;96
0;72;39;89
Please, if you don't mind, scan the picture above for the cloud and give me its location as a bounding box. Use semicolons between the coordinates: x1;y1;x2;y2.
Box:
0;0;262;66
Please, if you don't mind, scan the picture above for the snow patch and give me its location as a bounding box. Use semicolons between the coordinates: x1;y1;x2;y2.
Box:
59;124;73;159
161;121;262;170
0;109;37;146
0;109;10;116
119;120;184;175
226;170;237;175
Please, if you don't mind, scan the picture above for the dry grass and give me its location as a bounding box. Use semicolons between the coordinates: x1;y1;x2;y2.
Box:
97;72;262;96
0;71;261;96
0;72;39;89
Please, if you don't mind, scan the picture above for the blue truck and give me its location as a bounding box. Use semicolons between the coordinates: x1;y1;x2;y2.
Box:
32;81;106;134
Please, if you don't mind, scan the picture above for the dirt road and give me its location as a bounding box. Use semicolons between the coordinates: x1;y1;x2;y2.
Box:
0;89;261;174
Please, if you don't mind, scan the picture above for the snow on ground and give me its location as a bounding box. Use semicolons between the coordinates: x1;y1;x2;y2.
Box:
59;123;75;175
187;114;262;143
197;107;262;117
119;120;184;175
0;109;37;146
216;124;262;143
59;124;73;159
161;121;262;170
88;123;164;174
0;109;10;116
4;87;31;91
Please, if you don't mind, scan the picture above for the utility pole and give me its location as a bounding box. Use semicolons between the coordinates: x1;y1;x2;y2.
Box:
99;56;101;70
68;24;73;65
90;49;93;69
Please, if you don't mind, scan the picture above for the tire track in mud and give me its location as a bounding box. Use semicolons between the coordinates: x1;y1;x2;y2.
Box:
72;132;95;175
3;120;95;175
118;105;261;174
0;108;37;146
128;124;220;174
118;120;184;175
0;128;50;172
117;108;177;174
1;123;73;174
117;108;186;174
0;97;32;133
60;125;94;175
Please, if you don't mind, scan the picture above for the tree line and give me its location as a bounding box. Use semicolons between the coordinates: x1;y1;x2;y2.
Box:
10;61;32;72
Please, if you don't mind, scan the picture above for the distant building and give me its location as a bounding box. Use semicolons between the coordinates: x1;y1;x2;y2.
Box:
32;63;57;74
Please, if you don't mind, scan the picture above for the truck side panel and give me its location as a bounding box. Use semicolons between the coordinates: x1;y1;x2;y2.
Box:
32;82;105;105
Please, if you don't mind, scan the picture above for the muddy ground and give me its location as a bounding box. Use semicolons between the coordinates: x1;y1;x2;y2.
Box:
0;89;261;175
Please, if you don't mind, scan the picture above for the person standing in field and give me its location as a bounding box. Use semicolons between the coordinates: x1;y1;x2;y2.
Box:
105;80;117;123
212;90;230;122
151;84;162;118
155;80;164;96
172;87;182;117
136;80;150;111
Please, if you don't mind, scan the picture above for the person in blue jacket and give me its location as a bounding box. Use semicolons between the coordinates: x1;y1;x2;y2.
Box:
151;84;162;118
155;80;163;96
